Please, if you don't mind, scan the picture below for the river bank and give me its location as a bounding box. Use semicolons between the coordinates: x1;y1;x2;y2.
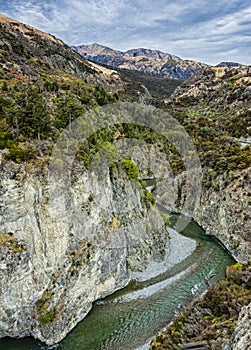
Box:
131;228;197;282
150;262;251;350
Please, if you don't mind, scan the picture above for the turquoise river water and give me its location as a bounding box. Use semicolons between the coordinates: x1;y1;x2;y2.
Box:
0;215;235;350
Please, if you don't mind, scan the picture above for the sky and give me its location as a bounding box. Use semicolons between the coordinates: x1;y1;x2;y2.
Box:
1;0;250;65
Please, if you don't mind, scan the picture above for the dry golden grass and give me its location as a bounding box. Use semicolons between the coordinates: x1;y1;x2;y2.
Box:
0;13;61;44
0;233;16;245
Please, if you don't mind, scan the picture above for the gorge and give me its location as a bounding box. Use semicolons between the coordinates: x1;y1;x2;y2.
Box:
0;218;236;350
0;13;251;350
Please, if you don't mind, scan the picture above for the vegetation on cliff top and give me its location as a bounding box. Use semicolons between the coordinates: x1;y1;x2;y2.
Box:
0;15;120;162
156;65;251;174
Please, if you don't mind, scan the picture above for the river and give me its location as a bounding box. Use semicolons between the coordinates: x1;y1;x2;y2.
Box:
0;215;235;350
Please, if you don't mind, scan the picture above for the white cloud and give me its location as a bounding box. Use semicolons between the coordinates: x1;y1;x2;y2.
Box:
1;0;250;65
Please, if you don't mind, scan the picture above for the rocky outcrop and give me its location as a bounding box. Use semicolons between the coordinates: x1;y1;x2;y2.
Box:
231;303;251;350
154;167;251;263
0;160;169;345
193;169;251;264
148;164;251;349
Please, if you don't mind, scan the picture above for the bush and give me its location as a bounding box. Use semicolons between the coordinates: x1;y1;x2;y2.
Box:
122;159;139;180
142;189;156;209
6;145;37;162
39;309;55;326
161;213;171;226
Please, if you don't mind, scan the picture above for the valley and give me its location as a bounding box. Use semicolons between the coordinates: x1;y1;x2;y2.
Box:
0;13;250;350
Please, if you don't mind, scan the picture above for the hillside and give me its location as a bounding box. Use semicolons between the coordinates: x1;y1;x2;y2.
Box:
0;14;101;84
163;65;251;139
107;66;183;99
0;14;152;162
74;43;208;80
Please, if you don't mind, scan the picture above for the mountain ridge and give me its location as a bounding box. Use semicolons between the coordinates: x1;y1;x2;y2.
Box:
74;43;208;80
73;42;181;61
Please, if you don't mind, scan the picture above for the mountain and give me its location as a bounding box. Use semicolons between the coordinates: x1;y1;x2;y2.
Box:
74;43;208;80
0;14;181;103
73;42;180;61
216;61;241;68
0;14;97;83
124;47;180;60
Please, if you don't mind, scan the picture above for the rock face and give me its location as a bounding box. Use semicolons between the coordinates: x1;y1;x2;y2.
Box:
156;167;251;263
0;160;169;345
193;169;251;264
231;303;251;350
74;43;207;80
155;176;251;347
216;62;241;68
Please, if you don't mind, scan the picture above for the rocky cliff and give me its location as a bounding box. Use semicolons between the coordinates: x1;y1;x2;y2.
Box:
231;303;251;350
0;158;169;345
136;155;251;350
154;166;251;264
150;149;251;350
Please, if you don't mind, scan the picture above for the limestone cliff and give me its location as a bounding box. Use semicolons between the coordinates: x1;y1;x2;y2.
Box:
231;303;251;350
193;169;251;264
155;167;251;263
0;159;169;345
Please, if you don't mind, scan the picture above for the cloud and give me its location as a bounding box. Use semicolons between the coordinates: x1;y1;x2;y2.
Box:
1;0;251;64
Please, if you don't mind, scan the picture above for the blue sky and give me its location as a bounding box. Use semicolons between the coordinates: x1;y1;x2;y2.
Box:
1;0;250;65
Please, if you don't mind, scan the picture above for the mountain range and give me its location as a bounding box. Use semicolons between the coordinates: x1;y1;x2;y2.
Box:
74;43;208;80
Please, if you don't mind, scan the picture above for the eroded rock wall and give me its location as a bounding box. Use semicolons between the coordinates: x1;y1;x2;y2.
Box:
231;303;251;350
156;167;251;263
0;161;169;345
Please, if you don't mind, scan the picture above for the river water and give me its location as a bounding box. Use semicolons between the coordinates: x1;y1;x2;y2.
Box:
0;215;235;350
